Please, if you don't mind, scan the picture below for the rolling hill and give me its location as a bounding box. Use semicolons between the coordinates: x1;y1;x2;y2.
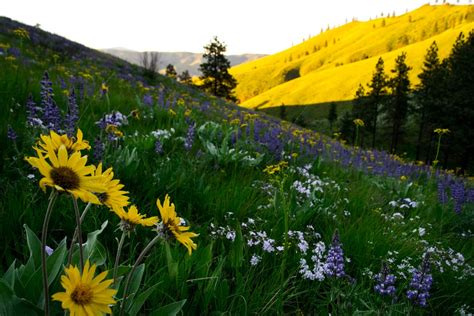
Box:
101;48;265;76
230;4;474;109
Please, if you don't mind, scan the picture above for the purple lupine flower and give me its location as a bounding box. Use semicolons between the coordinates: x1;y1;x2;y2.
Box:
406;253;433;307
325;230;345;278
143;94;154;107
93;137;105;162
25;94;43;127
374;263;396;296
64;89;78;136
155;139;163;154
7;47;21;58
451;181;465;214
7;125;17;141
437;180;448;205
40;72;62;132
184;122;196;151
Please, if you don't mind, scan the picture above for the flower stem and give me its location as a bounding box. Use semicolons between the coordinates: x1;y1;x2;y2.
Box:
41;190;58;316
433;134;442;167
113;230;127;284
67;202;91;265
71;196;84;271
119;235;160;316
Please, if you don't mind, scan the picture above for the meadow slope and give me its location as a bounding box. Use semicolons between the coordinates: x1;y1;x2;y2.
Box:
0;16;473;315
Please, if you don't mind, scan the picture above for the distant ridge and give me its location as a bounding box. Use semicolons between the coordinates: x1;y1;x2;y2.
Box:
230;4;474;109
101;48;266;77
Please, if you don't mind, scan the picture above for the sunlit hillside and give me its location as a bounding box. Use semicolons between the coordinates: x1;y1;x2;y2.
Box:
231;4;474;109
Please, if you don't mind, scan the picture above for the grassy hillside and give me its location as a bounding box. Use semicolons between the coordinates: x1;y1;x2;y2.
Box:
231;4;474;109
1;16;473;315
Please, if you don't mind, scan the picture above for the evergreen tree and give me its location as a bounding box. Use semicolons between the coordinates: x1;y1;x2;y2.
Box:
414;41;444;160
199;36;237;102
446;31;474;171
327;102;338;131
339;111;355;144
385;52;412;153
165;64;177;79
178;70;193;85
366;57;388;148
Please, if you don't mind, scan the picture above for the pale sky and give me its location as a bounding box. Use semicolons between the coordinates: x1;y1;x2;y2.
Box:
0;0;460;54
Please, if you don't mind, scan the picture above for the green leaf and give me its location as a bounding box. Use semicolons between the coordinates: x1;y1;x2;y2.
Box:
84;220;108;260
24;224;42;269
165;243;178;282
23;237;67;304
127;283;159;316
117;264;145;312
0;279;15;315
0;280;41;315
2;260;16;288
150;299;187;316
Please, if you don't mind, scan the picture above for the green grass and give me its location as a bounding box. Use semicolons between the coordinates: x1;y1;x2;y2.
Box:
0;16;473;315
231;4;474;109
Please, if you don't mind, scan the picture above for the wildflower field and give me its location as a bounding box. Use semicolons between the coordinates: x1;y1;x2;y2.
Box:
1;17;473;315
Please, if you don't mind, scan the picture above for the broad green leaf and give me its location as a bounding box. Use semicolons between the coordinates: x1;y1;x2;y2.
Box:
24;224;42;269
150;299;187;316
0;280;40;316
0;280;14;315
2;260;16;288
84;220;108;260
23;238;67;304
127;283;159;316
165;243;178;282
118;263;145;312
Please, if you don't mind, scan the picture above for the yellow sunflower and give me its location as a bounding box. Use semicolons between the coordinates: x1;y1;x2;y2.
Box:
52;260;117;316
115;205;158;231
94;163;130;212
155;195;198;255
25;144;105;204
37;129;91;154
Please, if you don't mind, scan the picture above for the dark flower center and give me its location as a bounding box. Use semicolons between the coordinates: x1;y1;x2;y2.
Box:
156;221;176;240
70;284;92;305
50;167;80;190
97;192;109;204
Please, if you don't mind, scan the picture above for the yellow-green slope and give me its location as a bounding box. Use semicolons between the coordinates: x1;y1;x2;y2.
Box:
231;4;474;109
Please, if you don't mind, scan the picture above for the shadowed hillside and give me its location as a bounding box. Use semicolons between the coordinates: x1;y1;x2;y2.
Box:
231;4;474;109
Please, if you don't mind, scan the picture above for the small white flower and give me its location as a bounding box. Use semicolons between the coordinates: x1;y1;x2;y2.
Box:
418;227;426;237
250;254;261;266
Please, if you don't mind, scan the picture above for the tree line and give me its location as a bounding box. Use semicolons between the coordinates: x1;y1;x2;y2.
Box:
338;30;474;173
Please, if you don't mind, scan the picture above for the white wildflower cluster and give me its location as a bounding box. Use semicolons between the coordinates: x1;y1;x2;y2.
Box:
247;230;281;253
388;198;419;209
299;240;326;281
288;226;327;281
455;304;473;316
151;128;174;139
424;245;473;278
209;223;237;242
290;165;340;207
